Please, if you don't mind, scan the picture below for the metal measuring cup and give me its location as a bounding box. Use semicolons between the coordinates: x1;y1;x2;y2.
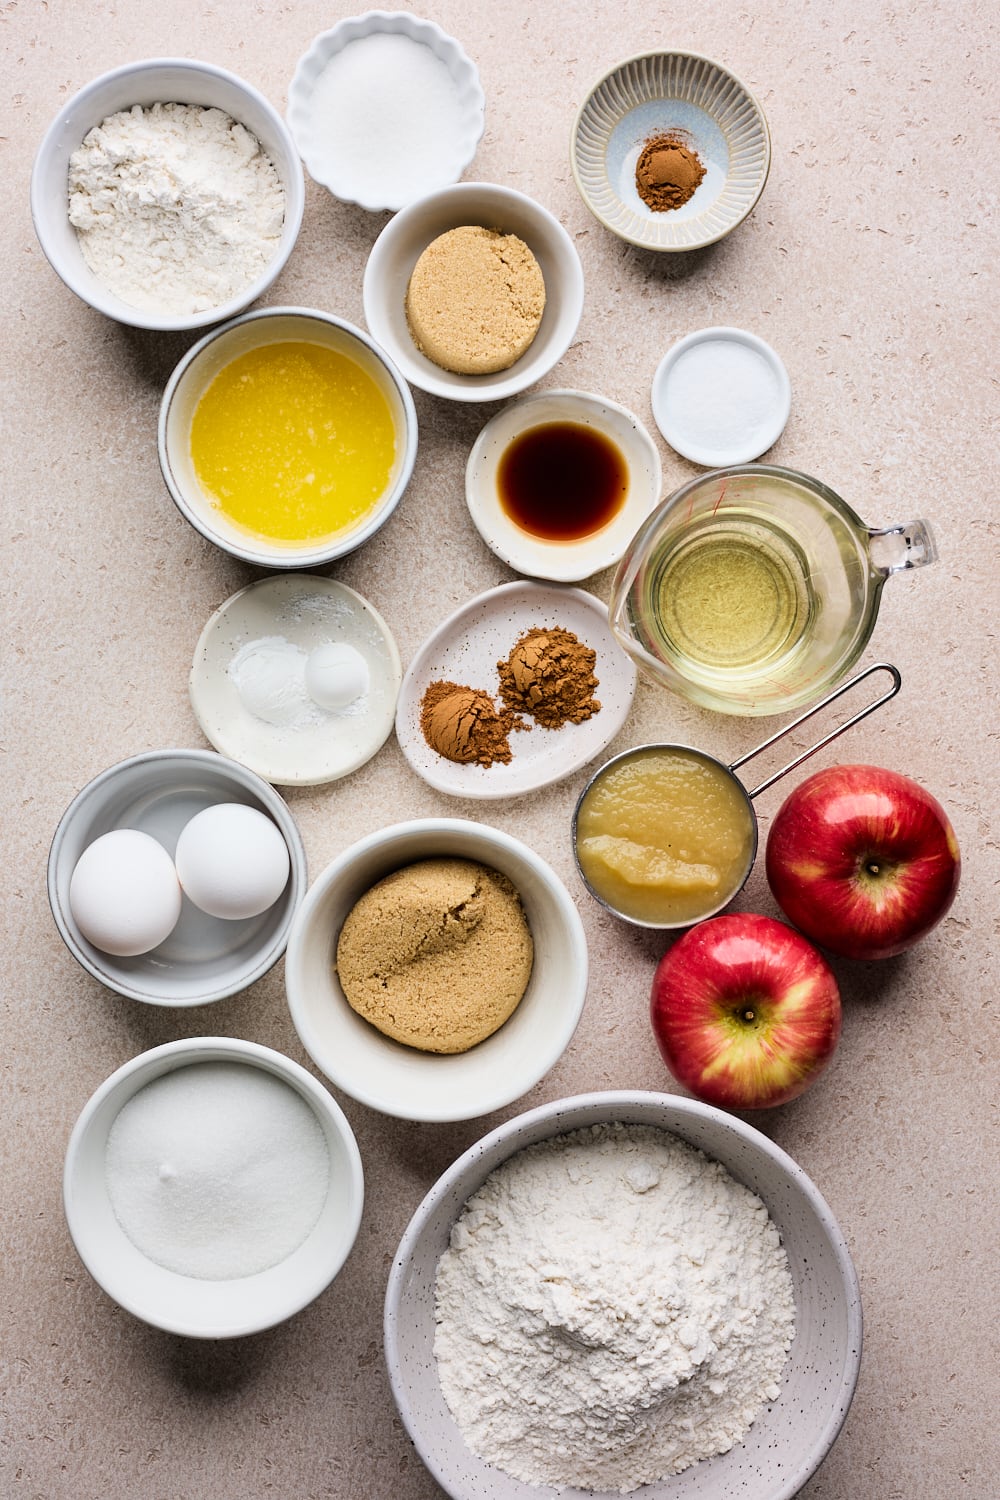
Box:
571;662;902;929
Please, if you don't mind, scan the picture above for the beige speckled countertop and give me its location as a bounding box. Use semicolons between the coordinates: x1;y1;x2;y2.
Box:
3;2;997;1496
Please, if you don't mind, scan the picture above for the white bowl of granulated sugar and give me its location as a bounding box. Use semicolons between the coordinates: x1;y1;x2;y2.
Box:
385;1091;862;1500
31;58;304;332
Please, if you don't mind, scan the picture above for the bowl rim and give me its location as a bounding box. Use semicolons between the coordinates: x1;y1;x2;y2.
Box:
30;56;305;332
464;386;663;581
287;11;485;211
157;304;419;568
284;817;589;1121
384;1088;863;1500
47;747;308;1005
64;1035;364;1338
569;48;772;253
362;180;585;403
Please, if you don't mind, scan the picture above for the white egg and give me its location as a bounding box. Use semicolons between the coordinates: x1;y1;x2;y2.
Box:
174;803;290;920
304;641;370;712
69;829;182;957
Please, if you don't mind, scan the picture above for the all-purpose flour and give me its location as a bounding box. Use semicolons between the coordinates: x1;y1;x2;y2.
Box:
68;102;285;316
434;1122;796;1493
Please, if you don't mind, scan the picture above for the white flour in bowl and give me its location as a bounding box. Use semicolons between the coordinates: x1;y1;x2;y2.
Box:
434;1122;795;1493
68;102;284;316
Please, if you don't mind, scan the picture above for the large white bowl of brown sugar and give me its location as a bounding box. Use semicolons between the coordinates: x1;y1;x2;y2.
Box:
284;818;588;1121
363;181;585;402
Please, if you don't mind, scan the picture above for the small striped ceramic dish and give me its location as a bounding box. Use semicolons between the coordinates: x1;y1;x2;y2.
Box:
571;51;770;251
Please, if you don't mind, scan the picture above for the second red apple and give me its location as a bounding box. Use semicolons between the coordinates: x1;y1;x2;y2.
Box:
650;913;842;1110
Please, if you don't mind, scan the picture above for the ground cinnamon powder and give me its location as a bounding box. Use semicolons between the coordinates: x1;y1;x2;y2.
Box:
497;627;601;729
635;134;705;212
419;680;517;767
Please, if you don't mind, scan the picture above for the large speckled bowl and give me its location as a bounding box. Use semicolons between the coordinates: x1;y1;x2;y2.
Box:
384;1091;862;1499
571;52;770;252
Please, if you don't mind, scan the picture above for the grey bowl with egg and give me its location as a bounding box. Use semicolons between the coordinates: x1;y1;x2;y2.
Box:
385;1090;862;1500
47;748;307;1006
362;181;585;402
30;57;304;332
284;818;588;1122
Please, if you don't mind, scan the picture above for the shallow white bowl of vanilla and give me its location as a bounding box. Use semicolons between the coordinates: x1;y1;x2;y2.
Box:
64;1037;364;1338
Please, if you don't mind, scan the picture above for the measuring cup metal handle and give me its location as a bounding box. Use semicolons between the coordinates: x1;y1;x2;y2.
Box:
730;663;902;801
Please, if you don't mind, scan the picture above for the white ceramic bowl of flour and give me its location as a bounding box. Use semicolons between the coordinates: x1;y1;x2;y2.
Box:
65;1037;364;1338
31;58;304;332
385;1091;862;1500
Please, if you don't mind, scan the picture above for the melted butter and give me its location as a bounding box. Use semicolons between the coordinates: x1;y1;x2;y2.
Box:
190;341;396;546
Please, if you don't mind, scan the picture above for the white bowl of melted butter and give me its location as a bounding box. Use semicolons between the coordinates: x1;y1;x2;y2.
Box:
158;306;417;568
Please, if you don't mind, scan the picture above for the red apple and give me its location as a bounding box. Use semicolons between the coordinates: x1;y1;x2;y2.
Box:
765;764;961;960
650;914;841;1109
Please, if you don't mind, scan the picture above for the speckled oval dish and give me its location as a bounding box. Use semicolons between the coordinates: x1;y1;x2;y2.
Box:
189;575;402;787
394;581;637;799
384;1090;863;1500
571;51;770;251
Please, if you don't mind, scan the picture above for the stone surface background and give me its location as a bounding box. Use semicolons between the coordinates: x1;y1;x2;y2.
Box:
2;1;996;1495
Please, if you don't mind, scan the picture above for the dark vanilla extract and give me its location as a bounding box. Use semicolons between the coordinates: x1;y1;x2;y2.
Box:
496;422;629;541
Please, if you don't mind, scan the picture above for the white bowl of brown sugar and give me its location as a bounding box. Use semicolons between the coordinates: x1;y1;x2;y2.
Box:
362;181;585;402
284;818;588;1122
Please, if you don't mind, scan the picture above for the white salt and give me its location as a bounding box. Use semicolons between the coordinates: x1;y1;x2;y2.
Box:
306;33;474;205
105;1062;330;1280
663;339;782;457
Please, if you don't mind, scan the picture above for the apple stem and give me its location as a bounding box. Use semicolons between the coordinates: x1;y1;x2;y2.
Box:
742;1008;756;1024
867;862;881;876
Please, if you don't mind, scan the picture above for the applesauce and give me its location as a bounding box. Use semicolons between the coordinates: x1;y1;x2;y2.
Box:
574;746;756;926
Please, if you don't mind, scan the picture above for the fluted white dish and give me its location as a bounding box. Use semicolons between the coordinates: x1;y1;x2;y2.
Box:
288;12;485;211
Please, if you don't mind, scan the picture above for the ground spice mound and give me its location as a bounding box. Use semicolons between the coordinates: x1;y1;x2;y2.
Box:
335;857;534;1053
405;225;546;375
420;679;517;766
498;626;601;729
635;134;706;212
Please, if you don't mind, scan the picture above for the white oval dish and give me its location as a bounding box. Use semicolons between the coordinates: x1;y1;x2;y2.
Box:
465;389;663;582
394;581;638;799
30;58;304;332
285;819;588;1123
64;1037;364;1338
652;326;791;466
189;575;402;786
287;12;485;212
362;181;584;403
384;1090;862;1500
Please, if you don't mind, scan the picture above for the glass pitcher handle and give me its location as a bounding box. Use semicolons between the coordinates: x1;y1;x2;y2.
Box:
731;662;902;801
868;519;937;574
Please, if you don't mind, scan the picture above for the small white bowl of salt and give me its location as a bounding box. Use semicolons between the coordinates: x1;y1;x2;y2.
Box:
288;12;486;212
64;1037;364;1338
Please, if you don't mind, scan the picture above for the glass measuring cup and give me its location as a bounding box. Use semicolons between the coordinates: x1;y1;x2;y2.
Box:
572;662;901;929
609;464;934;716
